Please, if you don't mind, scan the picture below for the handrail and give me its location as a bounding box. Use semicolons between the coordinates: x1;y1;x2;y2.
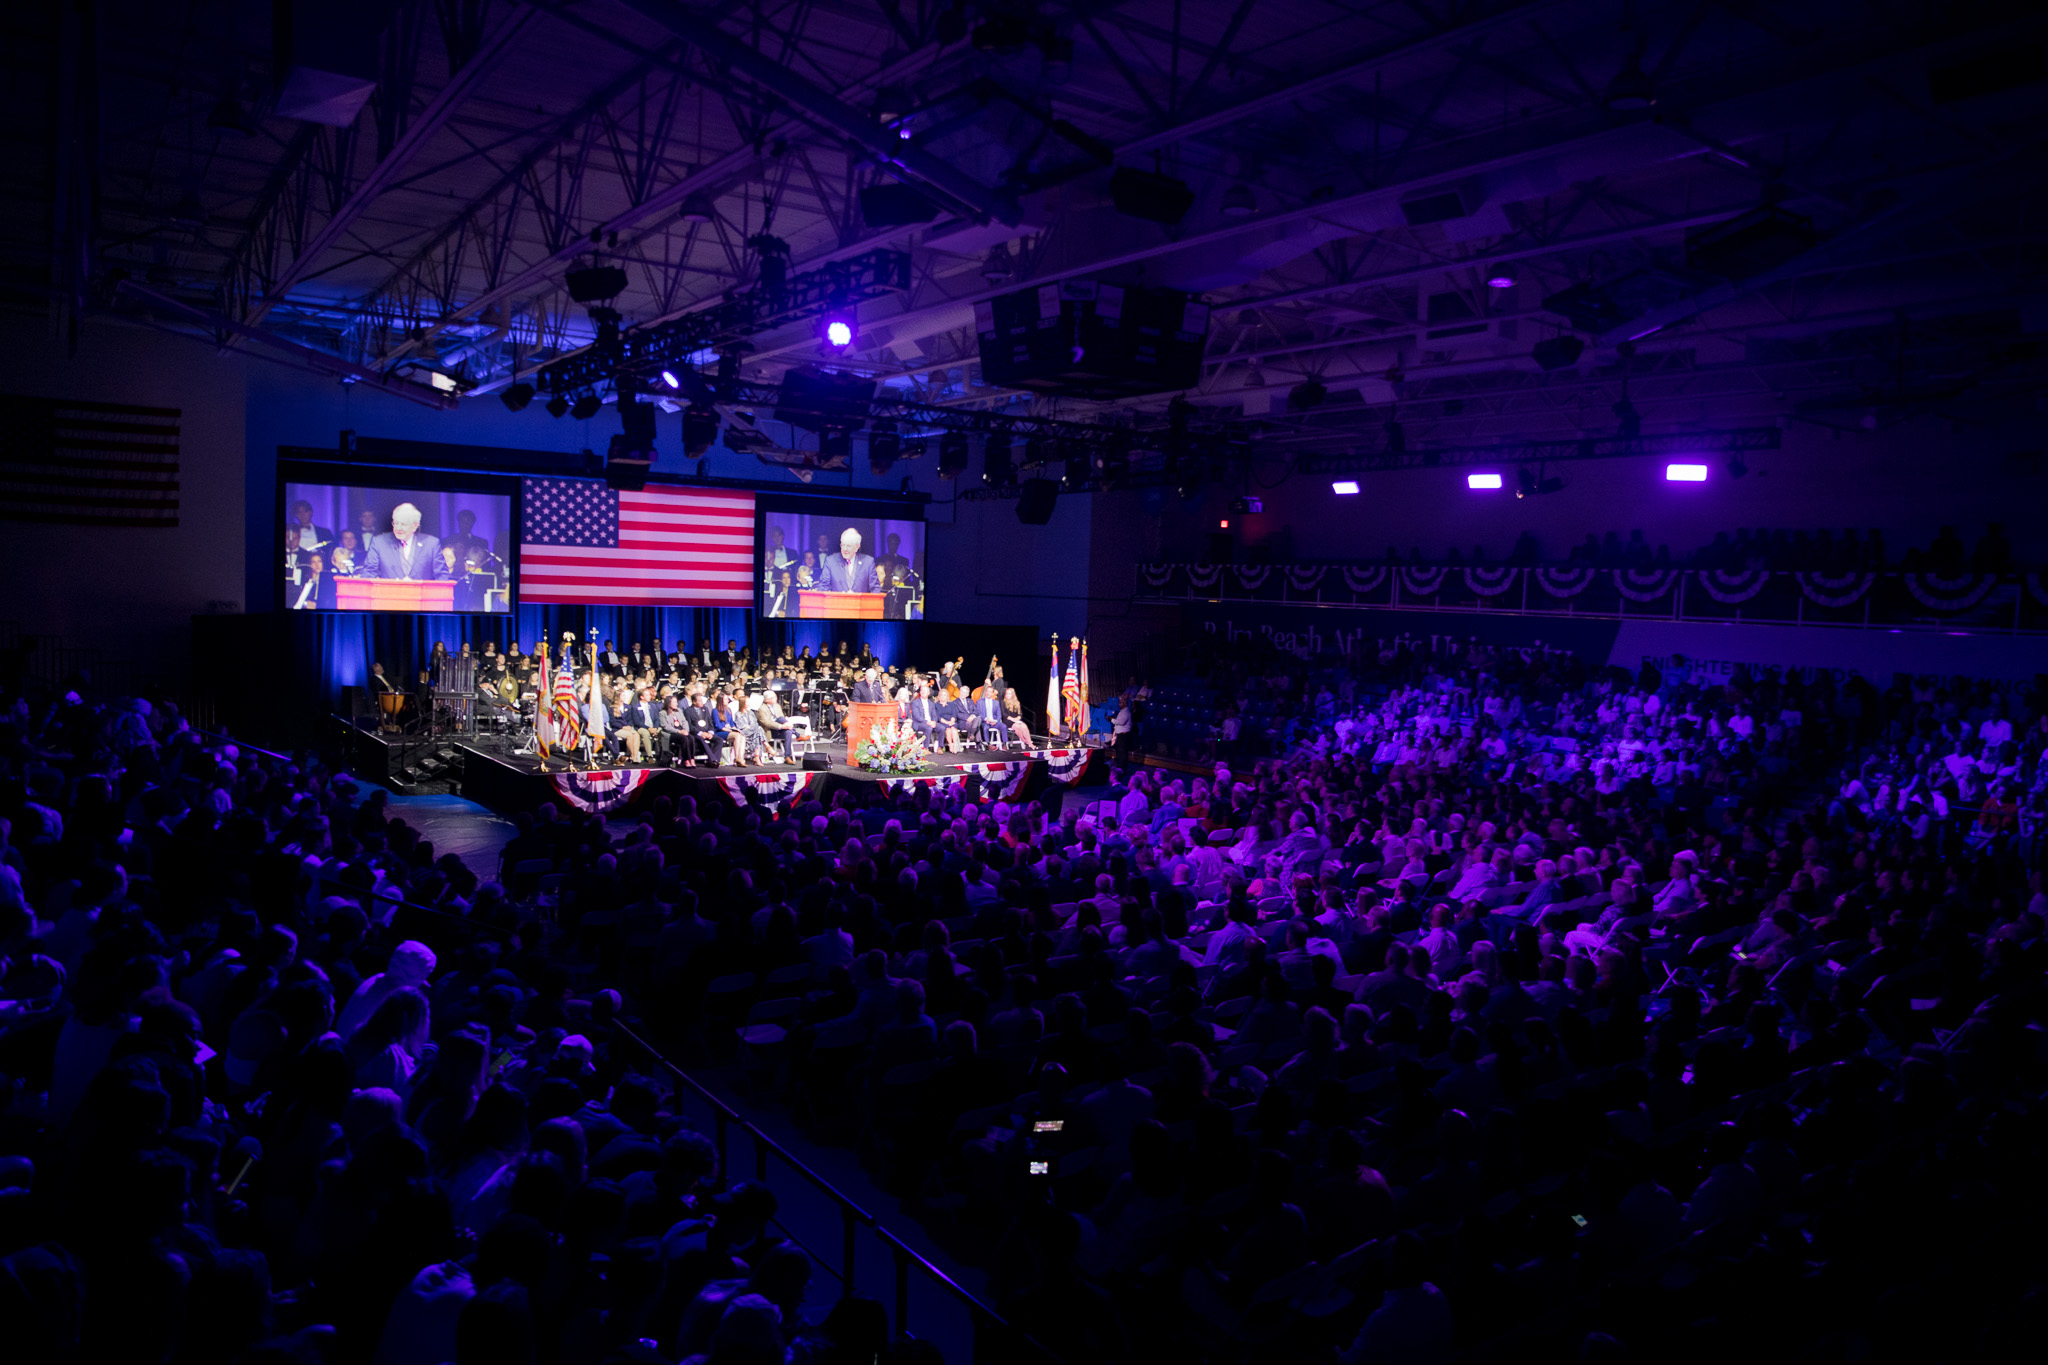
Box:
187;725;296;765
613;1020;1063;1363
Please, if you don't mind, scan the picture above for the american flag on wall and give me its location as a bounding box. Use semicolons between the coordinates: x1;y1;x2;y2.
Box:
0;395;181;527
517;477;756;606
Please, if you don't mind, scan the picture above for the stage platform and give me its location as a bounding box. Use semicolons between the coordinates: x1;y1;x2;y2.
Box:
334;721;1108;817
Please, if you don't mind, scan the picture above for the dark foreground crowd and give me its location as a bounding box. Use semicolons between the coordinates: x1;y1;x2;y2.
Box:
0;637;2045;1364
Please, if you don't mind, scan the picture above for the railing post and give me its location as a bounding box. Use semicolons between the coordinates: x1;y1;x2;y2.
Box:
893;1241;912;1339
842;1205;860;1299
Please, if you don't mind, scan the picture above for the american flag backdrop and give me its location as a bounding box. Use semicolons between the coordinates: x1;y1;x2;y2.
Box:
0;394;181;527
517;477;756;606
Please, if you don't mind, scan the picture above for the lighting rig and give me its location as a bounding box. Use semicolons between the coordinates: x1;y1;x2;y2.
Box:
535;249;912;399
1297;427;1781;477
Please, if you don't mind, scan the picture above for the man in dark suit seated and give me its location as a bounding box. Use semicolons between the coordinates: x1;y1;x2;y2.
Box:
907;683;940;747
680;690;717;766
362;503;450;581
816;527;879;593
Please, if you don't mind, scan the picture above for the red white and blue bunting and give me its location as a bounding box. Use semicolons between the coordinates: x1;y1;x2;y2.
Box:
1398;565;1448;596
1535;566;1597;597
1185;564;1224;591
1140;563;1175;588
1340;565;1388;594
1285;565;1328;593
1463;566;1519;597
1234;565;1272;590
954;759;1037;801
716;770;817;810
550;768;652;814
875;773;968;794
1793;570;1876;608
1696;569;1771;604
1028;747;1097;786
1902;572;1996;613
1614;568;1679;602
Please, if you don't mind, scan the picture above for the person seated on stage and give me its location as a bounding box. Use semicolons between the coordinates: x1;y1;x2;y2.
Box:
362;502;450;581
796;550;818;588
624;685;665;764
974;680;1006;745
599;639;623;674
907;682;940;749
606;685;642;764
369;661;396;694
287;497;334;552
680;688;716;766
937;682;971;753
757;692;796;762
818;527;880;593
658;693;689;763
710;692;740;765
732;694;768;766
1006;687;1034;748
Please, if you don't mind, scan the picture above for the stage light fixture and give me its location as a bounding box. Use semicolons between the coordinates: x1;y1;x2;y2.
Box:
569;391;602;421
500;382;535;412
1532;336;1585;370
1467;472;1503;489
1486;271;1517;289
981;245;1013;282
1021;435;1050;468
565;265;628;303
937;430;969;479
1221;183;1257;216
1666;462;1708;482
660;370;680;389
1604;54;1658;110
1613;397;1641;440
1288;379;1328;411
681;403;719;457
867;419;900;475
678;192;716;224
1332;480;1361;496
1516;467;1538;499
821;429;852;462
821;313;855;349
982;432;1013;486
546;394;570;418
1064;443;1093;489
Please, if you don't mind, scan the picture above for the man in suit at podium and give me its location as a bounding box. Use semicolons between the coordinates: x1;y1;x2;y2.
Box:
817;527;879;593
363;503;449;581
851;667;888;704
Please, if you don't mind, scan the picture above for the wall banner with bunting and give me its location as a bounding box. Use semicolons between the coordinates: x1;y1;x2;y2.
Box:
550;768;653;814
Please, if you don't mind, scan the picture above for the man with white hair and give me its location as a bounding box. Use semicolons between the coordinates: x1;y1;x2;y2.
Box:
362;502;449;580
816;526;879;593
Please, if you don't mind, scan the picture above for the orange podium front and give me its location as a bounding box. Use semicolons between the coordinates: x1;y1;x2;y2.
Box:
845;702;899;764
335;578;455;612
797;589;884;620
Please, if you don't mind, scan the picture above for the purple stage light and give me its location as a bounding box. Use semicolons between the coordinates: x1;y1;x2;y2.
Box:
1332;480;1361;495
1665;463;1708;482
1467;472;1503;489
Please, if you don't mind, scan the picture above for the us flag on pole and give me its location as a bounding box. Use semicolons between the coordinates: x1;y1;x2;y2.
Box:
0;394;181;527
517;477;756;606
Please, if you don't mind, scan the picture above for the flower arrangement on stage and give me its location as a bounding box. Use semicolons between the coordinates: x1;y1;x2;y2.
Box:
855;720;929;774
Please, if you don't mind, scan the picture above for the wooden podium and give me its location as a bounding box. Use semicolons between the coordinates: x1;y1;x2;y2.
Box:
335;578;455;612
798;589;884;620
846;702;898;763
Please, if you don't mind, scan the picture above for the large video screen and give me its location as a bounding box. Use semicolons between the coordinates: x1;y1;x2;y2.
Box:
761;509;924;620
284;482;514;613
